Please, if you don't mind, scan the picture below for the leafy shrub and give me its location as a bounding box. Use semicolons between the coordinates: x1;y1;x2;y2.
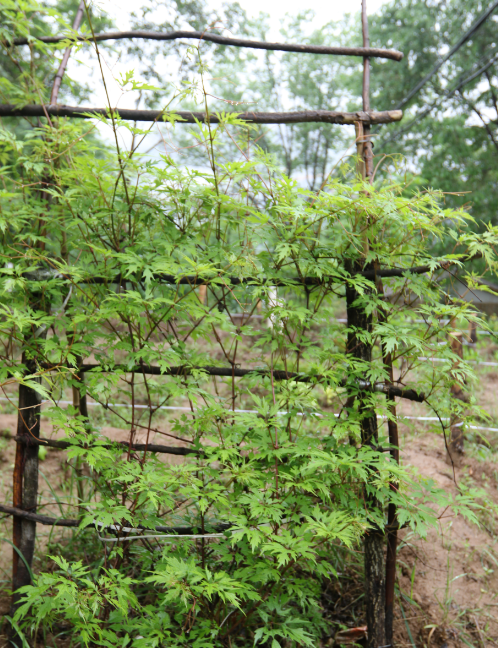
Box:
1;3;497;646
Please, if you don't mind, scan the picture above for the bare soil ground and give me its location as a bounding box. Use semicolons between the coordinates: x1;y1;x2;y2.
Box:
392;434;498;647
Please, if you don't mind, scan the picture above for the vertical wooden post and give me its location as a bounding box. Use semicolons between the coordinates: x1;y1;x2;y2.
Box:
72;360;89;520
383;347;399;646
469;319;477;345
11;291;48;641
10;3;86;630
354;3;386;647
11;356;42;616
361;0;374;180
384;413;399;645
376;275;399;647
448;329;465;465
355;121;366;179
346;276;386;648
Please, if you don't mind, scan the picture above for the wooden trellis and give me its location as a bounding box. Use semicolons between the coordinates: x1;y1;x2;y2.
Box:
0;2;416;647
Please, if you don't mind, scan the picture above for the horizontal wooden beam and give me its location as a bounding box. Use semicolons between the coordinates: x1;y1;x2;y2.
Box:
10;30;403;61
0;502;404;535
14;435;202;456
38;364;422;402
361;252;483;279
0;503;78;527
0;503;230;534
5;361;424;401
0;104;403;125
22;252;479;289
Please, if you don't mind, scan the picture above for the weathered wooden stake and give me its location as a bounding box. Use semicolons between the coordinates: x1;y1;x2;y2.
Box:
383;366;399;646
469;319;477;345
357;3;386;646
11;357;42;616
346;273;386;648
72;362;90;519
447;330;465;465
10;3;86;634
376;277;399;647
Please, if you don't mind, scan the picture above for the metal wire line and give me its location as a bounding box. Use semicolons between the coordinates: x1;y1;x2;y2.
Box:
378;49;498;148
373;1;498;148
394;0;498;111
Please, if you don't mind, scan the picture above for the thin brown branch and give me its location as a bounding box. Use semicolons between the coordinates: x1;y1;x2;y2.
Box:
11;30;403;61
14;435;203;456
50;0;85;104
0;503;231;533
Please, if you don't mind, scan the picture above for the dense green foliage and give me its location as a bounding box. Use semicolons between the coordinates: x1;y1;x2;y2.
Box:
1;1;498;646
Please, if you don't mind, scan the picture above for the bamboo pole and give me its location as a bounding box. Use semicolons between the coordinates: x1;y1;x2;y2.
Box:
50;0;85;104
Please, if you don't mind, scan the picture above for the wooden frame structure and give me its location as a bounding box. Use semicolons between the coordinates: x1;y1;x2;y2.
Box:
1;2;406;646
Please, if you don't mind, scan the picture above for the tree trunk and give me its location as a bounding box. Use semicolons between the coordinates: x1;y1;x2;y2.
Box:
365;529;387;646
10;294;47;644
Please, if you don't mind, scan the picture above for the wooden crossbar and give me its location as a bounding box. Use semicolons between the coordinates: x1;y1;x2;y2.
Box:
9;30;403;61
14;436;202;456
6;364;423;402
0;503;230;533
0;104;403;125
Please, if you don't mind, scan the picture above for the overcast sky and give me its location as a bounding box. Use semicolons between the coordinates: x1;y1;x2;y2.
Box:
81;0;389;106
100;0;388;35
75;0;388;153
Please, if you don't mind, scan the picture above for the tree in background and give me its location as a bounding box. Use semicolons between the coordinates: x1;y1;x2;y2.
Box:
116;2;355;190
20;0;497;224
370;0;498;228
